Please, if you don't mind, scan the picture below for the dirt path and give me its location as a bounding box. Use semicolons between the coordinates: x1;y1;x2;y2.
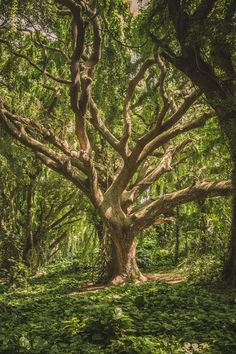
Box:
69;272;185;295
145;272;185;284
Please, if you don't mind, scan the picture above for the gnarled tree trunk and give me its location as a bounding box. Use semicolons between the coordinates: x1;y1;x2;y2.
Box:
105;230;146;284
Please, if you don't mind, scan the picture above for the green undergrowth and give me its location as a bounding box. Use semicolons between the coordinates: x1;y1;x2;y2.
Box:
0;263;235;353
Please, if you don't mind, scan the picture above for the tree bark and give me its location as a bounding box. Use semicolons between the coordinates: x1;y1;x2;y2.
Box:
105;231;146;284
174;206;180;265
22;177;35;267
95;221;114;282
22;235;42;269
22;238;33;267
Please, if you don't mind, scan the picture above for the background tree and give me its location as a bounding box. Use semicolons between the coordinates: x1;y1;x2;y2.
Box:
142;0;236;285
0;131;91;274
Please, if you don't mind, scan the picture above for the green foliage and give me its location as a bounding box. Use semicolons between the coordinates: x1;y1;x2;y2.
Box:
82;305;133;344
182;255;224;285
0;133;99;275
0;263;235;353
8;261;30;288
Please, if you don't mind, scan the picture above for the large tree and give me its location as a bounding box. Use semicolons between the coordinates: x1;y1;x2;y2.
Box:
145;0;236;284
0;0;232;283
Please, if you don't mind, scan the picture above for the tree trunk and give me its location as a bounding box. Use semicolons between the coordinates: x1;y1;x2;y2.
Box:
163;46;236;284
105;231;146;284
22;230;44;269
95;221;110;278
223;162;236;286
22;238;33;267
174;206;180;265
199;201;208;254
220;110;236;286
22;236;41;269
22;175;36;267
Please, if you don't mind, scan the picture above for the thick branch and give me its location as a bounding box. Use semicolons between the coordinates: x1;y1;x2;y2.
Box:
192;0;217;21
85;15;101;68
1;105;87;175
57;1;103;205
167;0;189;43
132;180;232;230
36;152;90;197
0;107;90;196
155;53;170;128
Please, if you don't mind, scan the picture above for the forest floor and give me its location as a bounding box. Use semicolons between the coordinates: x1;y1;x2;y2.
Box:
0;263;235;354
145;272;185;284
70;271;186;295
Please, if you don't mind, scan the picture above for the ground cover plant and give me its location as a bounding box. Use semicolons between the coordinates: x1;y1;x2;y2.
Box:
0;262;236;354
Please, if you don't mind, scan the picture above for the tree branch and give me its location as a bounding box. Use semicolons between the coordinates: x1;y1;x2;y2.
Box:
0;105;90;196
48;207;76;230
0;105;87;175
138;111;211;164
89;97;122;155
123;139;192;207
167;0;189;43
129;89;201;166
191;0;217;21
36;152;90;197
53;1;104;205
119;58;156;155
132;180;232;230
161;90;202;131
0;39;71;85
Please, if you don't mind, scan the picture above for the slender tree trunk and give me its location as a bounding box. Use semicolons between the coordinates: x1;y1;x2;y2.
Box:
23;226;46;269
22;238;32;267
199;201;208;254
223;161;236;286
22;234;42;268
174;170;181;265
22;167;42;269
174;206;180;265
22;179;35;267
219;110;236;286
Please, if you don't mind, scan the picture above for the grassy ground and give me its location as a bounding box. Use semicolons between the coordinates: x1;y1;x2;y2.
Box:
0;263;235;353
